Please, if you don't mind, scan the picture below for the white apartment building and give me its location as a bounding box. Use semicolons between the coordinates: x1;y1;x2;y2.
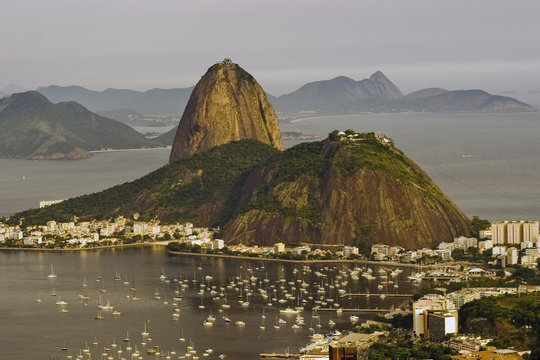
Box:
507;248;519;265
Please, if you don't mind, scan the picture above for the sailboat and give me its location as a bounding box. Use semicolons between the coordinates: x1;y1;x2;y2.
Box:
141;322;150;337
48;265;57;278
114;270;121;281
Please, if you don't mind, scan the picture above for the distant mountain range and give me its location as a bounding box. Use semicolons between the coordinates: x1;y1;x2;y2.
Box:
31;72;533;124
37;85;194;115
272;72;533;115
0;91;162;159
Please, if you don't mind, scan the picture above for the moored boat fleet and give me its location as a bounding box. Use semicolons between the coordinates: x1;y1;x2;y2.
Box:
41;262;419;359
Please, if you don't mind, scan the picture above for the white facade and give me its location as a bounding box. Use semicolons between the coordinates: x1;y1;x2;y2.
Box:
507;248;519;265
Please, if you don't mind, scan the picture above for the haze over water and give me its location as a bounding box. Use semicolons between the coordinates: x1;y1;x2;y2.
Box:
1;112;539;220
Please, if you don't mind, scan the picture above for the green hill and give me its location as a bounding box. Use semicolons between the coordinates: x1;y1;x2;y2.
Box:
0;91;163;159
10;132;470;249
459;293;540;352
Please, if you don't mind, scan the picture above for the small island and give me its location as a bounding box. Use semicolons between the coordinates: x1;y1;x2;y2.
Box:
280;131;320;140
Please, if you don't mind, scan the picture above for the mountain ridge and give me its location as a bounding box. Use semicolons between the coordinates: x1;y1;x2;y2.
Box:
0;91;162;159
34;72;533;123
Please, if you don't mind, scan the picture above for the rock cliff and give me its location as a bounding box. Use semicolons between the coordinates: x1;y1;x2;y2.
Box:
169;59;282;162
222;132;470;249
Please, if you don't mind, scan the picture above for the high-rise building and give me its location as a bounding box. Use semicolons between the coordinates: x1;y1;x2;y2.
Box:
491;221;507;244
413;295;456;337
491;220;539;245
506;221;522;244
427;311;458;341
522;221;539;243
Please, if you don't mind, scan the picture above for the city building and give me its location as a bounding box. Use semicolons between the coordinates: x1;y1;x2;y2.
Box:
479;240;493;253
507;248;519;265
428;311;458;341
273;243;285;253
451;349;523;360
412;294;456;337
342;246;359;257
522;221;539;243
490;220;539;245
491;221;507;245
328;333;380;360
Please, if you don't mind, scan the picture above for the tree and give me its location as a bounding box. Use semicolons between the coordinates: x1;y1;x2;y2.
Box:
452;248;467;260
471;216;491;239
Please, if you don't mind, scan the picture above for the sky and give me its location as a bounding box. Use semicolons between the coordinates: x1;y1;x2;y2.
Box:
1;0;540;96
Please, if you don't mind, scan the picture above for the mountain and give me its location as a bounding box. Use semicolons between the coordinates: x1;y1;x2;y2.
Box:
0;91;6;99
169;59;283;162
274;71;403;114
0;91;161;159
272;72;533;115
35;72;533;119
221;132;469;248
37;85;194;115
157;126;177;145
403;88;449;99
11;132;470;249
395;89;532;112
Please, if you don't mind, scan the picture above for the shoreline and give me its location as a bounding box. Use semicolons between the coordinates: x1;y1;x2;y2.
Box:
0;245;470;269
166;249;421;267
0;242;156;252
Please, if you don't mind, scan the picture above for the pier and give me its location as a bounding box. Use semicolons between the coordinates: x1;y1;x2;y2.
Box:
314;307;393;313
339;293;413;298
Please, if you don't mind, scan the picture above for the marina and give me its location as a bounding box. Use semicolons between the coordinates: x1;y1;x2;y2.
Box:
0;246;421;359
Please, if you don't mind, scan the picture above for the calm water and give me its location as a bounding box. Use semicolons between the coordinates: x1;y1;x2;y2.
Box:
0;247;416;359
0;148;170;217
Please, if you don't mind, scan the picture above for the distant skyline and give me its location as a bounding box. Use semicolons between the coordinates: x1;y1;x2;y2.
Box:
1;0;540;97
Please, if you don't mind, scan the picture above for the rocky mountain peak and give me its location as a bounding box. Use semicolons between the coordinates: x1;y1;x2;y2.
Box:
169;60;283;162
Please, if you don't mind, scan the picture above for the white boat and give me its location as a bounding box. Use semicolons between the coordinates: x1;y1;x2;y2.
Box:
141;323;150;337
159;268;167;280
48;265;57;279
279;307;299;314
235;320;245;326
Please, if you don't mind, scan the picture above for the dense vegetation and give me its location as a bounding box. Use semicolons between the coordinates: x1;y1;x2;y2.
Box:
0;91;162;158
459;293;540;353
331;131;454;208
10;140;279;225
244;141;328;223
367;333;455;360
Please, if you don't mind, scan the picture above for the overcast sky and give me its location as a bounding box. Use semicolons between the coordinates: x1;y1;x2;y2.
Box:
1;0;539;96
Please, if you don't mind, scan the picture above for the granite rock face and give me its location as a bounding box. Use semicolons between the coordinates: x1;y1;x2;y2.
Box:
170;59;282;162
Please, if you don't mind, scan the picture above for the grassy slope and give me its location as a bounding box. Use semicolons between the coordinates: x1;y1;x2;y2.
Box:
10;140;279;225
